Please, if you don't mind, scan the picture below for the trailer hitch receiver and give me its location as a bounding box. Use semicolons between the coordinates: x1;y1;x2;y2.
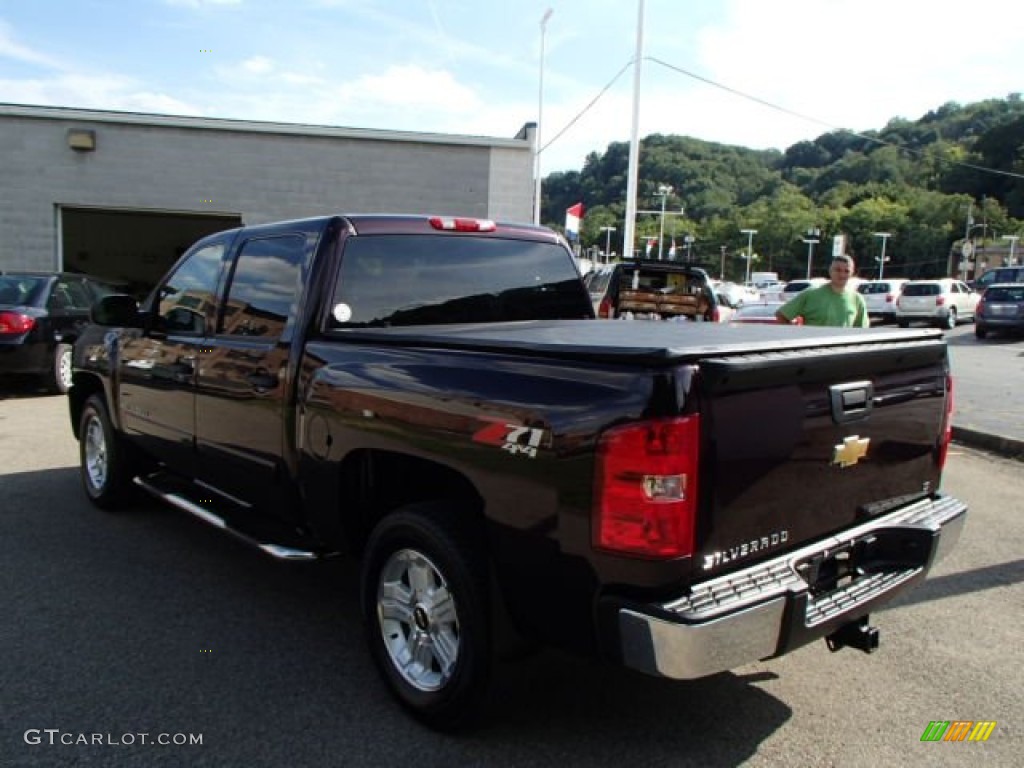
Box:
826;616;880;654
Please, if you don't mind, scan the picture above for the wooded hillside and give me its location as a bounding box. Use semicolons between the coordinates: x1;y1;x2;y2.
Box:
542;95;1024;280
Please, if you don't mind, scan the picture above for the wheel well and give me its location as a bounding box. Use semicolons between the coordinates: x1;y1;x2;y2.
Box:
68;373;105;440
337;449;484;556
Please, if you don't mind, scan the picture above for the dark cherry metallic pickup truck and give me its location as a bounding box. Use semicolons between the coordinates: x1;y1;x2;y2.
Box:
69;214;967;730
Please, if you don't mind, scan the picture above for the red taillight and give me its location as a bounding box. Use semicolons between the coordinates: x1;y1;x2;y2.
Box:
885;293;895;304
428;216;497;232
936;296;946;306
938;375;954;470
0;311;35;334
598;297;613;318
976;298;986;315
593;415;700;558
711;306;721;323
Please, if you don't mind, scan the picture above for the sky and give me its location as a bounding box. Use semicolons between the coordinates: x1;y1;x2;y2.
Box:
1;0;1023;174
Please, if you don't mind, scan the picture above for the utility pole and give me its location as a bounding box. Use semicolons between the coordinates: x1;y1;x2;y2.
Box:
623;0;644;259
740;228;758;285
959;201;974;281
801;228;820;279
655;185;672;260
873;232;892;280
600;226;617;262
1003;235;1020;265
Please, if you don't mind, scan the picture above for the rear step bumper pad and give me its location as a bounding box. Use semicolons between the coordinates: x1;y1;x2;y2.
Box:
613;493;967;679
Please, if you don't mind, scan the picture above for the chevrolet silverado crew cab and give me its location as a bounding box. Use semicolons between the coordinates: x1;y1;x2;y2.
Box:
69;213;967;730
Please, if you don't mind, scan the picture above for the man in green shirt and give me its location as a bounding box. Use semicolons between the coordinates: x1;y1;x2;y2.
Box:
775;254;869;327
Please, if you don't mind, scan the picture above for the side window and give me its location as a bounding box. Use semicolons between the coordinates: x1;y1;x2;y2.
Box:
64;279;94;309
156;243;225;336
220;235;306;339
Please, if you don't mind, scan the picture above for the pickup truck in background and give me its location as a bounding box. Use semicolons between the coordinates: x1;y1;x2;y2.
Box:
69;213;967;730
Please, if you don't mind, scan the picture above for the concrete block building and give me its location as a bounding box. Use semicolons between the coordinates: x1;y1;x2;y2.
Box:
0;103;536;291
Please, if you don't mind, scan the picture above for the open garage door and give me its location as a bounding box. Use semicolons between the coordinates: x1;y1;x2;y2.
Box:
60;207;242;298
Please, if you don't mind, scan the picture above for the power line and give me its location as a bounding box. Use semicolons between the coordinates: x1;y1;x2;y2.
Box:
540;58;633;155
646;55;1024;183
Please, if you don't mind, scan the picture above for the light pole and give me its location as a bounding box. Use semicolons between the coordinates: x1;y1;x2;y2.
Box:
532;8;553;226
740;228;757;284
801;227;820;279
656;185;673;260
1003;235;1020;265
600;226;617;262
873;232;892;279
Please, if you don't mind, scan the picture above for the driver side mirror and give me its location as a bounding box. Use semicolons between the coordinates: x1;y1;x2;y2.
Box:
91;294;143;327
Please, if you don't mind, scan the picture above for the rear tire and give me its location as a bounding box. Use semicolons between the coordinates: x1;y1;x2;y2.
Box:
943;308;957;330
361;504;491;731
975;325;987;340
897;320;910;329
45;343;73;394
79;395;133;509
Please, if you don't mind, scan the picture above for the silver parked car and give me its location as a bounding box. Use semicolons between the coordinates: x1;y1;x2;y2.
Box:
857;278;909;324
895;279;979;329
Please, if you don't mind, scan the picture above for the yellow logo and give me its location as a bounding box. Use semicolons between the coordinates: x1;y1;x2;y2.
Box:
832;436;870;468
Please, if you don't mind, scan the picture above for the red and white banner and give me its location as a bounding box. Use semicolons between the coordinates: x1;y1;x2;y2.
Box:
565;202;584;238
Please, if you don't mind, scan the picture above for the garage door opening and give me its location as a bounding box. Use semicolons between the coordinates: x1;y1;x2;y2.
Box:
60;207;242;298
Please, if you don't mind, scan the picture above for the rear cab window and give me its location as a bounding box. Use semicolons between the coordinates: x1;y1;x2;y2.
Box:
329;235;592;327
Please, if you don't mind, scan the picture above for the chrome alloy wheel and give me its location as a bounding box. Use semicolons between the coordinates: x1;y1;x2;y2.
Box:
83;415;108;491
376;548;460;692
57;346;73;391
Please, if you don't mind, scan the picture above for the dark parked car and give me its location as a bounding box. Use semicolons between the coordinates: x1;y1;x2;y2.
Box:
973;265;1024;292
975;283;1024;339
0;271;115;392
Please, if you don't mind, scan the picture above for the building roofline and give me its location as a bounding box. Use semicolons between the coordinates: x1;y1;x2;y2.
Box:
0;102;531;151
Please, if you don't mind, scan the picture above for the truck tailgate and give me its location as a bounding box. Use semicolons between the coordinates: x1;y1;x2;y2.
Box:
694;338;949;576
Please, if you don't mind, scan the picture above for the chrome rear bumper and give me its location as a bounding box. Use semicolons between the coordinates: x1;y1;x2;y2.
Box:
614;494;967;679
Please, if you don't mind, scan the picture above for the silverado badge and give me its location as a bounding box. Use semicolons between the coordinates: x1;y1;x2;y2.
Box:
832;435;870;468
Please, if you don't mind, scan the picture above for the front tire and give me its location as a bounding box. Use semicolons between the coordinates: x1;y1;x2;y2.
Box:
79;395;133;509
361;504;491;731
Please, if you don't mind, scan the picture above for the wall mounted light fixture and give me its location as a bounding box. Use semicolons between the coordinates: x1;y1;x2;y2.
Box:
67;129;96;151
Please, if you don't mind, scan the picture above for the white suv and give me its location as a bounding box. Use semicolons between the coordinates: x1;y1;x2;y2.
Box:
857;278;909;323
895;279;979;329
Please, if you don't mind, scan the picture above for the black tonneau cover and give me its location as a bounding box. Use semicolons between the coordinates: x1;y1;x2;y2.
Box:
324;319;943;366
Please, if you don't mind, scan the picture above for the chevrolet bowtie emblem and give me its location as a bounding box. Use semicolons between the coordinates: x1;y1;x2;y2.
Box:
832;435;870;468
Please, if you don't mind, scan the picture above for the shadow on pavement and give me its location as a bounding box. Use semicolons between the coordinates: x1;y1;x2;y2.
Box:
0;378;61;401
889;558;1024;610
2;464;793;766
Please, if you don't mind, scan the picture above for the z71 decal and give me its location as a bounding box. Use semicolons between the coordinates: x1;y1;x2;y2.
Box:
473;421;546;459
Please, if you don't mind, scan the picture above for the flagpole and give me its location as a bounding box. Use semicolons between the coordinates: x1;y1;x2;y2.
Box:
622;0;644;259
533;8;553;226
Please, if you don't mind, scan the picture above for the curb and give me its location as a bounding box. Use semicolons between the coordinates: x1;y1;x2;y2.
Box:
951;425;1024;461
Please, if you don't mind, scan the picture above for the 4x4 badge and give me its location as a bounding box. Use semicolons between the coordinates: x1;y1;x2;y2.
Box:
832;435;870;468
473;421;546;459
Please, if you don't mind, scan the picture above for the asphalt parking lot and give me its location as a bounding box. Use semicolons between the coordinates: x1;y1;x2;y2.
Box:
1;383;1021;767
